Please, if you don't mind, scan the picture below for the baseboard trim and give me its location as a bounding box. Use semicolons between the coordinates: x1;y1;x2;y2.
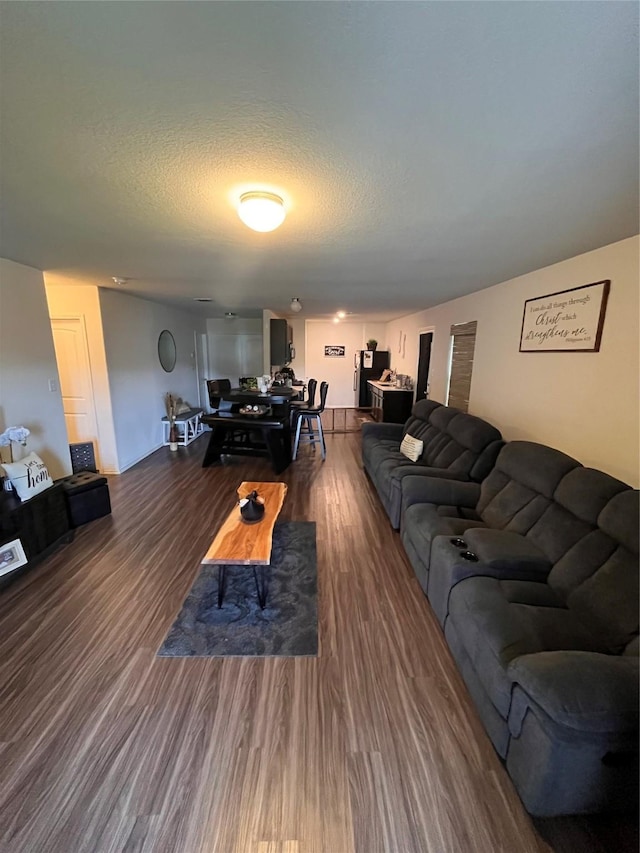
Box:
116;443;163;474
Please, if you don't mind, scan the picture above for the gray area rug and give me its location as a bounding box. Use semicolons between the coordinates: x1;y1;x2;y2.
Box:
158;521;317;657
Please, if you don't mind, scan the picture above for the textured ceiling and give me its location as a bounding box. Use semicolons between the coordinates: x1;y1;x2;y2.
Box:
1;2;638;319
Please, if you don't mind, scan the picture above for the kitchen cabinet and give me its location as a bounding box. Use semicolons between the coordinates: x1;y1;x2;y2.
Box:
368;381;413;424
270;319;293;367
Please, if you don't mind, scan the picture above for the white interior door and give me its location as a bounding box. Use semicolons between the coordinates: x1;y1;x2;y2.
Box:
51;317;101;467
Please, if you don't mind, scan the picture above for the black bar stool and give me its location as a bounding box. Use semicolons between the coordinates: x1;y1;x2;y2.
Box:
292;381;328;460
289;378;317;427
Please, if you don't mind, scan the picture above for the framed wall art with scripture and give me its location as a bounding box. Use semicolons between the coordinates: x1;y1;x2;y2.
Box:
519;280;610;352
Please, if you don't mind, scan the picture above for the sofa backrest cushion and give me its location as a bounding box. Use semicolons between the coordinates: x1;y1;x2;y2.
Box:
523;469;618;565
447;412;502;454
554;467;629;524
399;401;502;482
534;468;631;572
469;440;504;483
599;486;640;553
477;442;581;532
419;408;502;477
402;399;442;437
562;489;639;653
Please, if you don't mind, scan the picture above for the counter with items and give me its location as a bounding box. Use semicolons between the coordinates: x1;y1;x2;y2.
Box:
367;380;414;424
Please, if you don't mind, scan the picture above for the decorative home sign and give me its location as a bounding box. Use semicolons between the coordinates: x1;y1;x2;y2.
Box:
519;280;610;352
324;345;345;357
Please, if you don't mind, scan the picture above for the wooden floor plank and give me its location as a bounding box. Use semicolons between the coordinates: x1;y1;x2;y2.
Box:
0;432;636;852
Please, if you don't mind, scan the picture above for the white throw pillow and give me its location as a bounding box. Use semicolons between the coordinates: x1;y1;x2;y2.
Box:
2;452;54;501
400;434;424;463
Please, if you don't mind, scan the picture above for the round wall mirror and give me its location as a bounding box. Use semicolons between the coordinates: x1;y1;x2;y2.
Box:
158;330;177;373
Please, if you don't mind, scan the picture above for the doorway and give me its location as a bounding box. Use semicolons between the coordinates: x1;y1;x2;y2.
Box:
51;316;101;468
415;331;433;401
194;331;209;410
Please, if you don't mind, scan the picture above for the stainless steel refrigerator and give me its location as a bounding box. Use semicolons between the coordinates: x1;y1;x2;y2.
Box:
354;350;390;407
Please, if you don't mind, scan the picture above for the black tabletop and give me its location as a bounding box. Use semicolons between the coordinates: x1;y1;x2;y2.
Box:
223;387;301;405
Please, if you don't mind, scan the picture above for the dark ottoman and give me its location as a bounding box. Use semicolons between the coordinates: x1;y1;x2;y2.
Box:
59;471;111;527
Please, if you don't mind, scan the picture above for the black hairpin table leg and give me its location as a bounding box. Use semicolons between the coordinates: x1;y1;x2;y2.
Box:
252;566;269;610
217;564;226;608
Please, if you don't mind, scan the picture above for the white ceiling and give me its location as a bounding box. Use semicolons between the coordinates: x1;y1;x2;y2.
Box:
1;2;638;320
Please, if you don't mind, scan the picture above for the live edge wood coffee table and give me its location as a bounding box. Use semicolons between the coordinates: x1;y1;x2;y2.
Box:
202;481;287;609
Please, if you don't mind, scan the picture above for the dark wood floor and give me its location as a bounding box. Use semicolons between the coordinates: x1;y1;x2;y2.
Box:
0;433;637;852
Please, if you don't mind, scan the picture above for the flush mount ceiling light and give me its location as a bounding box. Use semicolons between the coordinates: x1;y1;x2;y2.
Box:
224;311;237;319
238;192;286;232
336;310;346;319
290;297;303;313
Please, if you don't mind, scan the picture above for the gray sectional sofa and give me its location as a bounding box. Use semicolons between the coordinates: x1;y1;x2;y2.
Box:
361;406;639;817
397;438;639;816
361;400;503;529
400;440;580;609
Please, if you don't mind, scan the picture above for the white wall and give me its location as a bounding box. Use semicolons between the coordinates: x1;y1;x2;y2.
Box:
288;316;306;378
206;317;262;387
0;258;71;478
288;318;384;383
305;320;390;407
364;322;387;352
45;283;119;473
99;290;206;472
386;236;639;486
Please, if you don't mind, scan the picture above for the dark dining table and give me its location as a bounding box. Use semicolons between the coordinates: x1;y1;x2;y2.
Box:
200;386;302;474
221;386;302;407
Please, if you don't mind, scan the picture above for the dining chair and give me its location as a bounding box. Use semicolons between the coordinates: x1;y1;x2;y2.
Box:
292;381;328;461
289;378;317;426
207;378;231;404
207;379;233;411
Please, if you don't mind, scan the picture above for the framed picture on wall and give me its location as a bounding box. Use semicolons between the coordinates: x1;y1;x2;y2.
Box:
0;538;27;578
324;345;346;357
519;280;610;352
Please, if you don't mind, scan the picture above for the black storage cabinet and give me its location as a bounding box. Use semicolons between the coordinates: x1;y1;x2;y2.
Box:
370;386;414;423
0;482;73;586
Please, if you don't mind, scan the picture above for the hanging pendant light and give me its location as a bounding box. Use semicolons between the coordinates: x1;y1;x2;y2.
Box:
290;297;303;313
238;192;286;232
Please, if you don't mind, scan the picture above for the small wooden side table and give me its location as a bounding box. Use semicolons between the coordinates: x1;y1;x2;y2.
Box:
202;481;287;608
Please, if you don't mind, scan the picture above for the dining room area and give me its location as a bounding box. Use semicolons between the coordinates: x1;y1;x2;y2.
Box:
201;376;329;474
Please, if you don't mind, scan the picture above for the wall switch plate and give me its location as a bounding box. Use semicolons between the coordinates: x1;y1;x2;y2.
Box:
48;378;58;392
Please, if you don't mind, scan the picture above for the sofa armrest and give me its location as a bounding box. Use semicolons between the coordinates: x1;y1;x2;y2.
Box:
401;476;481;512
361;421;404;441
508;652;639;737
